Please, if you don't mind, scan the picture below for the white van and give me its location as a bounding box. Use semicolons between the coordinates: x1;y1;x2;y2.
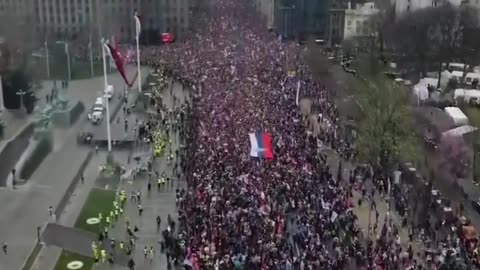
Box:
104;85;114;100
88;97;106;124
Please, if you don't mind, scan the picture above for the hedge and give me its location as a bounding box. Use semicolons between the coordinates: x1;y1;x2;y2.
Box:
19;138;52;180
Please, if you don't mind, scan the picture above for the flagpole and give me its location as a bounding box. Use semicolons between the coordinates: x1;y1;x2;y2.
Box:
45;40;50;79
101;38;112;152
89;36;94;77
135;13;142;92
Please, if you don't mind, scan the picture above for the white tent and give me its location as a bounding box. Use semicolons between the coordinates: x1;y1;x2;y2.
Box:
454;89;480;103
442;125;477;137
444;107;469;126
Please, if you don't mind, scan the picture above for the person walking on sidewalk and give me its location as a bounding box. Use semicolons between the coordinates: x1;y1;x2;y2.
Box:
128;258;135;270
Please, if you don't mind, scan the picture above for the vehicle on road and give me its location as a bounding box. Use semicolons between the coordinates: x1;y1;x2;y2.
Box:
87;97;105;124
104;84;114;100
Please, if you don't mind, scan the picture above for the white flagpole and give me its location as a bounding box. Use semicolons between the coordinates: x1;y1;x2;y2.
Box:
296;81;301;106
135;13;142;92
45;40;50;79
101;38;112;152
89;36;94;77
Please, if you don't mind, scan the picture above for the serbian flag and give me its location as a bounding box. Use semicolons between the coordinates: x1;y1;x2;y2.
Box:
249;132;273;159
104;43;138;87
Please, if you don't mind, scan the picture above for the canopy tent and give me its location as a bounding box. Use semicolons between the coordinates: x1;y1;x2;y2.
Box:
442;125;477;137
444;107;469;126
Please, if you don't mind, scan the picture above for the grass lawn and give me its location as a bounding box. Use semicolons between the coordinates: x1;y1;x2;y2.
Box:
74;188;116;234
465;107;480;128
53;250;94;270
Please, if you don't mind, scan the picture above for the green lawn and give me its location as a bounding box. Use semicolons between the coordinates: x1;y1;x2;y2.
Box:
74;188;116;234
465;107;480;128
53;250;94;270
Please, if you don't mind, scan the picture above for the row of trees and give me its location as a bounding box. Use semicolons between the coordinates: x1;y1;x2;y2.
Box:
383;4;480;79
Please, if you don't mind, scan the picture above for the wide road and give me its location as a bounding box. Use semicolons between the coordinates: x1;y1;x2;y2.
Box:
0;66;148;270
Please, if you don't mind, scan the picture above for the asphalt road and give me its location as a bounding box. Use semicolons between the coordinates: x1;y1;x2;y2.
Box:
0;66;146;270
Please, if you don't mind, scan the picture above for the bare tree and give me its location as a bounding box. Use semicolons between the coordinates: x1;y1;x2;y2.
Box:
387;5;464;79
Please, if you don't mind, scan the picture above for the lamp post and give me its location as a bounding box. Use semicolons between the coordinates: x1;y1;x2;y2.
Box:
45;40;50;79
16;89;27;112
56;41;71;81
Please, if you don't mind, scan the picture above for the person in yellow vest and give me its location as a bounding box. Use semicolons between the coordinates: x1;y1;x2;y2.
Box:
119;206;124;214
100;249;107;263
106;216;110;227
91;241;97;256
119;241;125;251
114;209;119;220
125;217;130;228
93;249;99;262
98;213;102;223
157;177;162;190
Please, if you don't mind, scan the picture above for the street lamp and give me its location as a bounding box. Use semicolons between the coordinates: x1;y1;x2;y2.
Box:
45;40;50;79
16;89;27;111
56;41;71;81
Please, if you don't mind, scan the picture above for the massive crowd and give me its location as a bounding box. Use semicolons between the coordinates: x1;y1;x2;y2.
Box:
139;0;432;270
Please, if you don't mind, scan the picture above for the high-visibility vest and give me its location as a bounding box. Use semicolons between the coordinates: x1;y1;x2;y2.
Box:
106;217;110;224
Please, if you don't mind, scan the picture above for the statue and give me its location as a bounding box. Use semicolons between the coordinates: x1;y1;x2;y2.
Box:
50;79;69;111
53;94;69;110
34;103;53;129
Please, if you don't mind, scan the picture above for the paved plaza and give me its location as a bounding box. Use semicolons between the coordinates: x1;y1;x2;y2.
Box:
0;66;147;270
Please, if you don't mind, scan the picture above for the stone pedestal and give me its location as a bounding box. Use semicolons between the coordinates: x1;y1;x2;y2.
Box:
52;108;72;128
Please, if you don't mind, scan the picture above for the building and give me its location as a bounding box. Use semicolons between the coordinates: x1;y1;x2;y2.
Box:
394;0;463;17
273;0;330;40
343;2;379;40
23;0;191;43
255;0;276;29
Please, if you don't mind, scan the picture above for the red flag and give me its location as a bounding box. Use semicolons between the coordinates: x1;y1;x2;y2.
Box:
104;43;138;88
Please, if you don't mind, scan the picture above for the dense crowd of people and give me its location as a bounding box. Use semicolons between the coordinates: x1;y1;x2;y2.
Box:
138;0;440;269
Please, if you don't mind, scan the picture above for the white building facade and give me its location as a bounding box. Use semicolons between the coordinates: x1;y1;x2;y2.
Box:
343;2;379;40
0;0;192;42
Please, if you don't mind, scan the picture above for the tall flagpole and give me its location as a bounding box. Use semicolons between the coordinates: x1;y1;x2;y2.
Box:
135;12;142;92
101;38;112;152
45;40;50;79
89;36;94;77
